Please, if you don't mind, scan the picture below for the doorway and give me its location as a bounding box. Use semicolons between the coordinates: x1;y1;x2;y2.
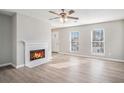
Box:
52;31;59;53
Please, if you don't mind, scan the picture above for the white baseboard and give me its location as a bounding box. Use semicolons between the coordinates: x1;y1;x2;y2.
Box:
59;52;124;62
0;62;25;69
11;56;52;69
10;63;16;68
11;63;24;69
0;63;12;67
16;64;25;69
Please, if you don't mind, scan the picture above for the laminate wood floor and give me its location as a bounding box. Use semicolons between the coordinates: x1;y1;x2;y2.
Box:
0;53;124;83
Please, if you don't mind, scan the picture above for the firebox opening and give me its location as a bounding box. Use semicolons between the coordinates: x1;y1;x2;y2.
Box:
30;49;45;61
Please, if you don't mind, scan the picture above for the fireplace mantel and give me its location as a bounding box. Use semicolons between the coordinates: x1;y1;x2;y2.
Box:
23;41;49;68
23;41;48;45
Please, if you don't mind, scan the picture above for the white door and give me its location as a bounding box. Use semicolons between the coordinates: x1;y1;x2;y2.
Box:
52;31;59;52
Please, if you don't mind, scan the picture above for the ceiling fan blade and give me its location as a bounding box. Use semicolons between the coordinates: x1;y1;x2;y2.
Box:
48;17;60;20
68;10;75;15
49;11;59;15
67;16;79;20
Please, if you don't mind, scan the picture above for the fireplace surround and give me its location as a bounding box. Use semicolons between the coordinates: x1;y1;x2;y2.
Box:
24;41;49;68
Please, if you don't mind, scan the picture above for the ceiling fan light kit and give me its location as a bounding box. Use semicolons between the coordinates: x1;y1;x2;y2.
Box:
49;9;79;23
60;17;68;23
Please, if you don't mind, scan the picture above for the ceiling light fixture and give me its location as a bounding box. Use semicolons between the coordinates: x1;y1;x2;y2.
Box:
48;9;79;23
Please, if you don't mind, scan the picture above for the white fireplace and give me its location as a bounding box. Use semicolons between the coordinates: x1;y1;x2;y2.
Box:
24;41;49;68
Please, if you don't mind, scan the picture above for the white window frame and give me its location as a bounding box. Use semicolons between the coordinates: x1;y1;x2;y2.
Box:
70;31;80;52
91;28;105;56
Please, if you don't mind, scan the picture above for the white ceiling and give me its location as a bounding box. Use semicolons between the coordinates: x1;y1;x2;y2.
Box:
1;9;124;28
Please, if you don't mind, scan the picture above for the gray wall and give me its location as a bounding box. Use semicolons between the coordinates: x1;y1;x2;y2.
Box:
0;14;13;65
0;13;52;67
53;20;124;60
12;14;17;66
16;14;52;66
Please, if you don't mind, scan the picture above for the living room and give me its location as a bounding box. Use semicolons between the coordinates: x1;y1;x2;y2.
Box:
0;9;124;83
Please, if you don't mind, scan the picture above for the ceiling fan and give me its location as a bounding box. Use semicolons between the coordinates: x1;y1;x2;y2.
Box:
48;9;79;23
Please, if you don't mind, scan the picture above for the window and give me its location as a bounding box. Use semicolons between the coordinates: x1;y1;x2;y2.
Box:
91;29;105;55
70;32;79;52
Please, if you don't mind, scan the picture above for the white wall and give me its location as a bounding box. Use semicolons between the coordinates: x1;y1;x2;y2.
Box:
53;20;124;60
12;14;17;66
15;13;51;66
0;14;13;65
